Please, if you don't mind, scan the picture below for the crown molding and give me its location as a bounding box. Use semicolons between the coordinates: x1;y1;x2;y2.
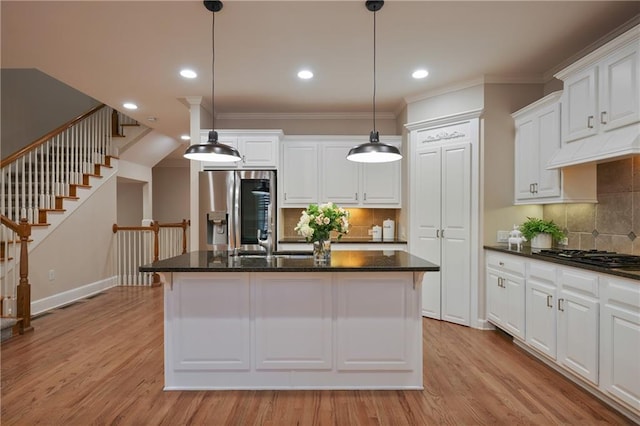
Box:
216;111;397;120
546;17;640;81
403;77;485;105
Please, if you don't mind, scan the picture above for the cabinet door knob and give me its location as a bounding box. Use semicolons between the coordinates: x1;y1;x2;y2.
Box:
600;111;607;124
587;115;594;129
499;261;504;266
546;294;553;308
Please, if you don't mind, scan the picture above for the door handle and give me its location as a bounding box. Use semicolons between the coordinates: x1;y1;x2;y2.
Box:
364;193;367;201
497;277;503;288
441;229;445;238
355;193;358;201
529;183;534;194
534;183;538;194
284;193;287;201
436;229;439;238
546;294;552;308
587;115;594;129
558;298;565;312
600;111;607;124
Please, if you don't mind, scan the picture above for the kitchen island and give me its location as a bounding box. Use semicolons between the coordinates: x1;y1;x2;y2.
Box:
140;250;439;390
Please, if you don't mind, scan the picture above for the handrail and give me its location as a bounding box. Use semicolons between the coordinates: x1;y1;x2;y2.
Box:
1;104;107;167
0;215;32;334
113;220;190;286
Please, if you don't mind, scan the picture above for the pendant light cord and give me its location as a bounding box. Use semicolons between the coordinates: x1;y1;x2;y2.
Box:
211;8;216;130
372;8;377;134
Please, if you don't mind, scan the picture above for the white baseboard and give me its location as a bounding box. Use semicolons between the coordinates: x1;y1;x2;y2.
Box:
31;275;118;316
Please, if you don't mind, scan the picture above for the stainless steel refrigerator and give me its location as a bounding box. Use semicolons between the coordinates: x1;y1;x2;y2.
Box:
198;170;276;254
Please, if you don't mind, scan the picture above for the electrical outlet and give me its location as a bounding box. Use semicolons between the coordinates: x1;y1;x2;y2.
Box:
48;269;55;281
497;230;510;243
367;229;373;236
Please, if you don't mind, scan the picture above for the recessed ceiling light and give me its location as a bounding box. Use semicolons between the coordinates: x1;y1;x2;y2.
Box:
123;102;138;110
180;135;190;141
180;69;197;79
298;70;313;80
412;69;429;79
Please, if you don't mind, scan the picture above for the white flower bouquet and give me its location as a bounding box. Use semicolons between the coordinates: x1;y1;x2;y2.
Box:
294;202;350;243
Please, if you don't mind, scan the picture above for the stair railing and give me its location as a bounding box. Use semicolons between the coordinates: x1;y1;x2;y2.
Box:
112;220;190;287
1;104;112;225
0;216;32;334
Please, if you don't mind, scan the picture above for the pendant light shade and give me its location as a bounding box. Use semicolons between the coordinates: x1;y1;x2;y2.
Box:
184;1;241;162
184;130;242;161
347;0;402;164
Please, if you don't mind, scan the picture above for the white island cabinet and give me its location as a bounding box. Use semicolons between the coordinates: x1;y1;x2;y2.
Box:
143;250;438;390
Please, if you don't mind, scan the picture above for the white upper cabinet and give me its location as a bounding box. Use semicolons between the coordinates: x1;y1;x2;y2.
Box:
513;92;562;202
555;25;639;143
280;141;320;207
320;142;360;204
512;92;597;204
280;136;402;208
200;130;282;170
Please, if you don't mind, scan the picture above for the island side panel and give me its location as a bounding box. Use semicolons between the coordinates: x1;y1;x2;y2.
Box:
164;271;423;390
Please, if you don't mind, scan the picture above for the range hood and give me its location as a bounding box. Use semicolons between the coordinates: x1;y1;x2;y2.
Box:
546;123;640;169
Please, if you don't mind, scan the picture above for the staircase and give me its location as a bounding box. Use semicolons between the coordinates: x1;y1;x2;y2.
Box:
0;104;127;340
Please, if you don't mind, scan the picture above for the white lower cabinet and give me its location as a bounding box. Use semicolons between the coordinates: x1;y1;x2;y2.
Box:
557;267;600;385
487;250;640;419
526;261;558;359
600;276;640;412
485;254;525;340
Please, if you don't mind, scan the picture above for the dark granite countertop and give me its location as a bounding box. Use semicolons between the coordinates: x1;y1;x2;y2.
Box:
278;238;407;244
140;250;438;273
484;245;640;281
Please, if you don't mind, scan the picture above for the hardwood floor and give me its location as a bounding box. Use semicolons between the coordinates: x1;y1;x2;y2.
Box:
1;287;634;425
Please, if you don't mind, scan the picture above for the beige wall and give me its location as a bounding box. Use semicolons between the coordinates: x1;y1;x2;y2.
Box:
30;177;117;302
152;166;190;223
544;157;640;255
482;84;545;245
116;181;144;226
406;84;484;124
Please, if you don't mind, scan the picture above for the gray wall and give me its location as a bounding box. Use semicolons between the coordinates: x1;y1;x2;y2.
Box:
1;68;100;158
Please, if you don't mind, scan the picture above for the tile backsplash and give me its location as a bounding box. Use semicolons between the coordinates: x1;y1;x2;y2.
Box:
543;157;640;255
281;208;400;240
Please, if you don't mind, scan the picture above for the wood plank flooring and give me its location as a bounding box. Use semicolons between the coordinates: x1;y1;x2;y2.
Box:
0;287;634;425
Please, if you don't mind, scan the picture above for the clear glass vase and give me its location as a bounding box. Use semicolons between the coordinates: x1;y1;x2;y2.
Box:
313;239;331;265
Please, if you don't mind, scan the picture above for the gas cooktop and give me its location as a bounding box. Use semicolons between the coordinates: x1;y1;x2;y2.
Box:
535;249;640;270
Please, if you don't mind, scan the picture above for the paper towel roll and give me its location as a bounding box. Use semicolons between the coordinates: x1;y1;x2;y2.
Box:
382;219;395;241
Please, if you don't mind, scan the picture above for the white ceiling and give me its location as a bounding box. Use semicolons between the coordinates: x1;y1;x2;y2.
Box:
2;1;639;146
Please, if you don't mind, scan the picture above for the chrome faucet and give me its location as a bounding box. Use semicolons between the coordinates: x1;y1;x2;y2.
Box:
257;229;273;259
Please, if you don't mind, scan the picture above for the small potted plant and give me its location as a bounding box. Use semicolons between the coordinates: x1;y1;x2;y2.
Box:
519;217;566;249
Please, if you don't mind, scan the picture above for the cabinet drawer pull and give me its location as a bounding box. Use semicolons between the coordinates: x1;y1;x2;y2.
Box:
558;298;565;312
587;115;594;129
600;111;607;124
546;295;552;308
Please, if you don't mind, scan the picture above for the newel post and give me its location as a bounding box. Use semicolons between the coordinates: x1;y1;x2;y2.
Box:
16;218;32;334
181;219;190;254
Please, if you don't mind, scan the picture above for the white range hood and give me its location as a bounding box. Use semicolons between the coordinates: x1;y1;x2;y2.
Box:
546;123;640;169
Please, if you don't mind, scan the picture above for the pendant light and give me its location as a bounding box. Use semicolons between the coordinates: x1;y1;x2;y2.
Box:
184;0;242;162
347;0;402;163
